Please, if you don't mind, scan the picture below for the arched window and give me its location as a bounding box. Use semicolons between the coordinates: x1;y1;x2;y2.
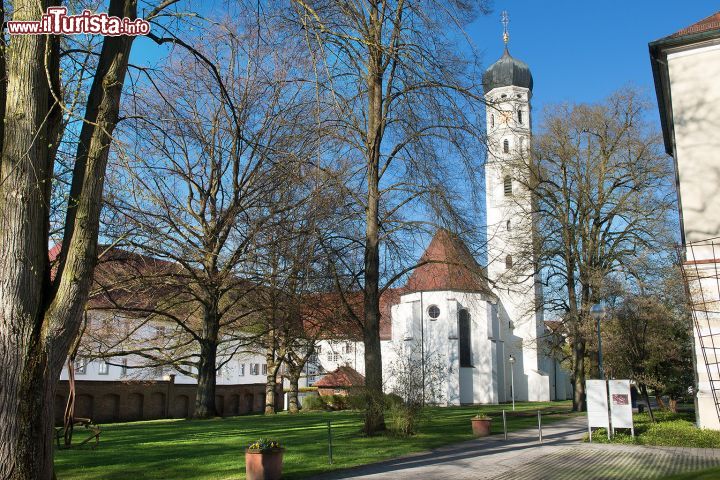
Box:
506;219;511;231
517;109;523;124
503;175;512;196
459;309;472;367
505;255;513;269
490;114;494;128
519;137;525;152
503;139;509;153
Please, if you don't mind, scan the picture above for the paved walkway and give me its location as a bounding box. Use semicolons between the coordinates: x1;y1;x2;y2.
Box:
315;416;720;480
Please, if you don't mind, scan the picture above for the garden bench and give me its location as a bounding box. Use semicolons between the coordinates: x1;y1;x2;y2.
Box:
55;417;101;449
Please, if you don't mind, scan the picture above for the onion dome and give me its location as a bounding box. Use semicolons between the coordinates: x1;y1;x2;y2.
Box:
483;48;533;93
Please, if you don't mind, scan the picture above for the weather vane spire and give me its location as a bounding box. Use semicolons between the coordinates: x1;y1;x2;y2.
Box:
501;10;510;46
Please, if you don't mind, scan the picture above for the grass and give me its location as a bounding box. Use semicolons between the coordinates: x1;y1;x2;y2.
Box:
54;401;573;480
660;466;720;480
585;410;720;448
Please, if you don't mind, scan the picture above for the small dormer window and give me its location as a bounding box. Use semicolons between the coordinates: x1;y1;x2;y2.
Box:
503;139;509;153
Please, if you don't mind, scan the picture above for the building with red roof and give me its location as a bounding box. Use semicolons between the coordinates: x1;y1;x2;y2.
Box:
314;366;365;397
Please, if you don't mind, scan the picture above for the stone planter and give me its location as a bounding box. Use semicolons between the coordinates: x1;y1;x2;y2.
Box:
471;418;492;437
245;448;284;480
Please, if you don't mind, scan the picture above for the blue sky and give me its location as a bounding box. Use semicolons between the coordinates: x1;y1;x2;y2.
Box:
468;2;716;125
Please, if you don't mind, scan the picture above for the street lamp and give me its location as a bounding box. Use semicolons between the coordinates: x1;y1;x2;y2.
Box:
590;304;607;379
508;354;516;411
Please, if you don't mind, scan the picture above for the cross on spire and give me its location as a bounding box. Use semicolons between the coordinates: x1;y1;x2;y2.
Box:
501;10;510;46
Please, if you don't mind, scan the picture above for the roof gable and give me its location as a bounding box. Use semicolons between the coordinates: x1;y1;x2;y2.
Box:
670;11;720;38
405;229;491;294
314;366;365;388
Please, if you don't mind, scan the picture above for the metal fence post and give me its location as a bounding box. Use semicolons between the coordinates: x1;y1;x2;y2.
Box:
537;410;543;443
503;409;507;440
328;420;333;464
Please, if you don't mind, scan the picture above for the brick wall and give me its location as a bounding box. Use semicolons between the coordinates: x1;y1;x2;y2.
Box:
55;380;282;424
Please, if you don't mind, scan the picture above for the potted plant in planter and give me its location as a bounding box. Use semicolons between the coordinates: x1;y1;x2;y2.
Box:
471;413;492;437
245;438;284;480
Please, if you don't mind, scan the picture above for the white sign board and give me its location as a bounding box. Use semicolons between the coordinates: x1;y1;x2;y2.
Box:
609;379;634;436
586;379;609;440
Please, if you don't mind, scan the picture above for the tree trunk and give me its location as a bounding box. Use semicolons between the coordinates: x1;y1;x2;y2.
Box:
288;372;300;414
360;0;386;436
265;355;282;415
573;338;587;412
640;383;656;423
194;339;219;418
0;0;136;477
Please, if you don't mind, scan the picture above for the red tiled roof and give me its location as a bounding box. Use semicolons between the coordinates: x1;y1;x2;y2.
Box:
302;288;403;341
314;366;365;388
87;247;189;312
406;229;491;294
670;11;720;38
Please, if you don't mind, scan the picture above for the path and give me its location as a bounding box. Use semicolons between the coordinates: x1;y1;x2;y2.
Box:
314;416;720;479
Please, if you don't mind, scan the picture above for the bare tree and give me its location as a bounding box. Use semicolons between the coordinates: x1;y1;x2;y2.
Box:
526;89;674;411
288;0;490;434
0;0;181;477
101;19;317;418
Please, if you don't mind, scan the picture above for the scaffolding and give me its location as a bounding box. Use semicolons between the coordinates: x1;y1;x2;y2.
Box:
680;237;720;425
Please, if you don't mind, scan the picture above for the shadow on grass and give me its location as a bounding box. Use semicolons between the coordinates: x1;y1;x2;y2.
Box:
55;402;574;480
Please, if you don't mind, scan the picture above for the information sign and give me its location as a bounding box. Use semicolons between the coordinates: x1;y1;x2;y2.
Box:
609;379;634;436
586;379;610;441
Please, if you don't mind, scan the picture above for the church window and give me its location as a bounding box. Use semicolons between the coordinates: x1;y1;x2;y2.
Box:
505;255;513;269
506;220;511;231
503;175;512;196
517;109;523;124
490;114;494;128
503;139;509;153
428;305;440;320
459;309;472;367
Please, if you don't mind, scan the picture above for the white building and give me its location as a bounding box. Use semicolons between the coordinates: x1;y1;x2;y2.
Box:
650;11;720;429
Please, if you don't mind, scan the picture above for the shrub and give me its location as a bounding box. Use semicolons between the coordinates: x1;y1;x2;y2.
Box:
302;395;327;411
386;402;422;437
347;394;366;410
327;394;347;410
384;393;403;410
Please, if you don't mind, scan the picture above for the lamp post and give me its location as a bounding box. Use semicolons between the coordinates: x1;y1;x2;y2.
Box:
508;354;516;411
590;304;607;379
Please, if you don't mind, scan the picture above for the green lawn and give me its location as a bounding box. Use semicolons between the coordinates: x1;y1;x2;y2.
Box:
660;467;720;480
585;410;720;448
54;401;572;480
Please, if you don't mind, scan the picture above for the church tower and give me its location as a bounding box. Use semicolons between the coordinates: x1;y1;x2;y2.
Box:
483;12;550;401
